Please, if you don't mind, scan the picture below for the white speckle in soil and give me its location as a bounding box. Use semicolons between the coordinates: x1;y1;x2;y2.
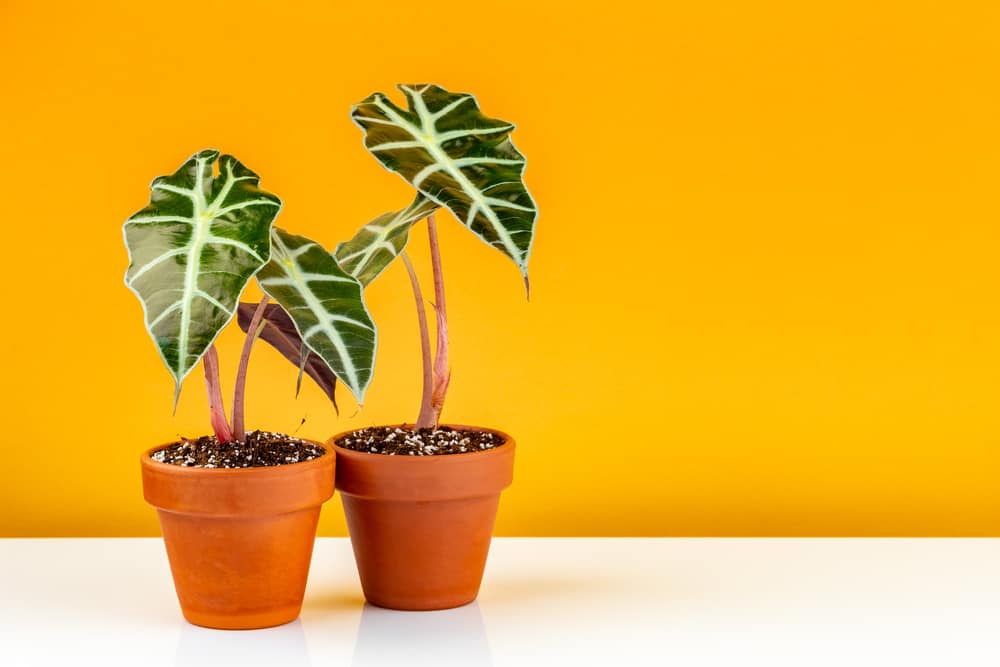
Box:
335;425;505;456
149;431;325;469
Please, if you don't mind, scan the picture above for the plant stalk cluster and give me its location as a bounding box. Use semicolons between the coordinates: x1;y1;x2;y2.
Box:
203;296;269;443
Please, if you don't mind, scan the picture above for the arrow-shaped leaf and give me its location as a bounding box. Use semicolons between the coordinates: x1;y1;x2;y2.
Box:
352;84;537;280
334;194;438;286
257;228;376;403
123;149;281;397
237;302;339;412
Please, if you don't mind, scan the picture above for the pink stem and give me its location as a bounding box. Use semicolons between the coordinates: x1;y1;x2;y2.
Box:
427;214;450;427
203;344;234;442
401;251;436;429
231;295;269;443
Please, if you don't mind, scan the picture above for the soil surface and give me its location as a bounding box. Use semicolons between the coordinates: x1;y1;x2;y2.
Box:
335;425;506;456
150;430;325;468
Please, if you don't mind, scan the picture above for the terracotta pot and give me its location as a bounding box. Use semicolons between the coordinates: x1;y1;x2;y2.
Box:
140;440;335;630
330;425;515;611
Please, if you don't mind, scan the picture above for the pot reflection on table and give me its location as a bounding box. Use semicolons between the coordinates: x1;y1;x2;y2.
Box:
351;602;493;667
174;618;311;667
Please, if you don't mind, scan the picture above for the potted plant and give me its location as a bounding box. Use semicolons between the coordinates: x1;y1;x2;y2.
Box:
124;149;376;629
247;84;538;610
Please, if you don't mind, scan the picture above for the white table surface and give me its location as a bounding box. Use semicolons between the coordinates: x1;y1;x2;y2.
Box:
1;538;999;666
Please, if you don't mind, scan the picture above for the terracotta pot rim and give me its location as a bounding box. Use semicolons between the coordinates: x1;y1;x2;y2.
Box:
140;436;333;477
329;423;513;461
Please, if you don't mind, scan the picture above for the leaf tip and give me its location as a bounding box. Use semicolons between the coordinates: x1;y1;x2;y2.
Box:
330;380;340;417
194;148;220;161
295;345;309;399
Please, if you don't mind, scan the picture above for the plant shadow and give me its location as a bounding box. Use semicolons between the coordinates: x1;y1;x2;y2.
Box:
351;602;493;667
300;588;367;612
479;573;616;606
174;619;311;667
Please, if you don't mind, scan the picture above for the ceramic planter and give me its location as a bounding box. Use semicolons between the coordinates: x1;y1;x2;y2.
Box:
330;425;515;611
140;441;335;629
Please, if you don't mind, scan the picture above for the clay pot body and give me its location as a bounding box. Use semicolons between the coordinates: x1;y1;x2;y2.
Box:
140;441;335;629
331;425;514;611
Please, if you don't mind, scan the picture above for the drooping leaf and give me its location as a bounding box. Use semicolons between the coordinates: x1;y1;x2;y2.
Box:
237;301;339;412
123;149;281;397
334;194;438;286
256;228;376;403
351;83;537;280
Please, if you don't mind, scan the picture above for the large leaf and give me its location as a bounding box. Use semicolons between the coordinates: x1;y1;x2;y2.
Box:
237;302;339;412
257;228;376;403
123;149;281;397
351;83;537;280
334;194;438;286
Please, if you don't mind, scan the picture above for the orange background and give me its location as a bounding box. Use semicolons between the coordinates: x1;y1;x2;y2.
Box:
1;1;998;536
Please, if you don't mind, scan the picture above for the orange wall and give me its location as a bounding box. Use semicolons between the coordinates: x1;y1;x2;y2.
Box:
1;1;998;536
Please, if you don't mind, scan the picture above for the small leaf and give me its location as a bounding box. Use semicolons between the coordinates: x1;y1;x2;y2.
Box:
335;194;438;286
352;84;537;280
256;228;376;403
123;149;281;394
236;302;339;412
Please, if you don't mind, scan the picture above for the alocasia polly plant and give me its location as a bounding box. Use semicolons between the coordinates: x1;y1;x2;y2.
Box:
124;149;376;442
246;84;537;430
348;84;536;428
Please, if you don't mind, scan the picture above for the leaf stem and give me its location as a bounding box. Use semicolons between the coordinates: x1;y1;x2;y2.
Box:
401;251;436;429
232;295;269;443
203;344;234;443
427;214;450;428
